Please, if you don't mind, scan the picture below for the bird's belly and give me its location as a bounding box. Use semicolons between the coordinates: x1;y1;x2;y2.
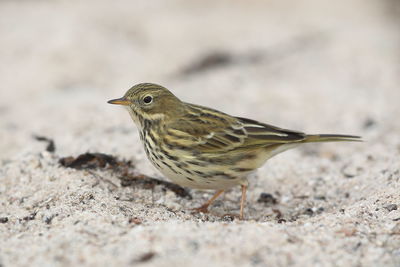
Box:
141;133;257;190
145;149;246;190
154;159;242;190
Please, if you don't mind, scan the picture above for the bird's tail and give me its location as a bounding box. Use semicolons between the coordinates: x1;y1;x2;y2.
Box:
304;134;362;143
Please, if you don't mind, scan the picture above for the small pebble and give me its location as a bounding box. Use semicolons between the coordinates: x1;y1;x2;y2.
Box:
384;204;397;212
363;118;376;129
257;193;278;205
221;215;235;222
134;252;156;263
23;212;37;221
128;217;142;225
303;208;314;216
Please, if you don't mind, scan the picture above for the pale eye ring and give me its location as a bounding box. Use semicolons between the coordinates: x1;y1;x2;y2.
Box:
143;95;153;104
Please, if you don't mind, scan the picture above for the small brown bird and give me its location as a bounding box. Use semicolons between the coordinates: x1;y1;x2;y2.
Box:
108;83;361;219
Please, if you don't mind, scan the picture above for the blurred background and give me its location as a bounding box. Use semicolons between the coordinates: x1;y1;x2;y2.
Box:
0;0;399;159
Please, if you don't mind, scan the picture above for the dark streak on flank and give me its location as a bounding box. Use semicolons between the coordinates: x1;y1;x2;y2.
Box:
176;162;188;168
164;141;193;151
184;169;194;175
232;167;253;172
161;149;179;161
186;160;207;167
194;170;207;177
207;171;226;176
147;130;159;145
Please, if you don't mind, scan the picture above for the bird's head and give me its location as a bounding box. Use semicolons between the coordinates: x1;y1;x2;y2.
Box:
108;83;183;126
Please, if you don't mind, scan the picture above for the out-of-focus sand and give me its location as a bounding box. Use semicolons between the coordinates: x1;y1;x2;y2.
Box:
1;0;399;266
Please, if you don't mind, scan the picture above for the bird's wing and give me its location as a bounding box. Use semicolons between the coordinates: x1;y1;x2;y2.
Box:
163;103;306;153
235;116;306;145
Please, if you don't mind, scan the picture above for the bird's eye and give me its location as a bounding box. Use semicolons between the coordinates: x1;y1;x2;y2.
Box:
143;95;153;104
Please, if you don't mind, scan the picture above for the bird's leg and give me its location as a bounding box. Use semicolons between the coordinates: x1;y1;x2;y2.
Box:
239;184;247;220
221;185;247;220
192;190;224;214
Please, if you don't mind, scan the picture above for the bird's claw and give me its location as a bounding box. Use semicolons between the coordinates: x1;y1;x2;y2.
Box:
191;205;209;214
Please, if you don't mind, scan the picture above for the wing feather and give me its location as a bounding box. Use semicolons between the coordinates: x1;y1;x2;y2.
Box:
163;104;305;153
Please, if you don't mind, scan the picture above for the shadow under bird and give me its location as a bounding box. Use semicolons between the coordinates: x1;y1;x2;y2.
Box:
108;83;361;219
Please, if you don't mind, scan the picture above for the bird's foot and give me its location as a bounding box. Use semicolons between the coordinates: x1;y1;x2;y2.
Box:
191;204;209;214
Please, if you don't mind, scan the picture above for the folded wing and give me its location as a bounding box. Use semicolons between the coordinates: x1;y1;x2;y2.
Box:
163;104;306;153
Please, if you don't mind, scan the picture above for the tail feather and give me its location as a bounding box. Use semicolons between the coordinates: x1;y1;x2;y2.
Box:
304;134;362;143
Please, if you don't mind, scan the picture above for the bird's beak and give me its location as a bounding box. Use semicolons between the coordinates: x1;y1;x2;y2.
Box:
107;97;130;106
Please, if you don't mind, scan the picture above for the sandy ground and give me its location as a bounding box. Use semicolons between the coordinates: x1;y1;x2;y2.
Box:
1;0;400;266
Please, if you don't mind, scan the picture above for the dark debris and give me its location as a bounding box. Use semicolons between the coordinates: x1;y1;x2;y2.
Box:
33;135;55;152
120;174;192;200
384;204;398;212
0;217;8;223
314;195;326;201
128;217;142;225
44;214;57;225
179;33;326;76
303;208;314;216
59;152;192;199
59;153;122;170
300;207;325;217
181;51;234;75
272;209;283;220
178;48;265;75
257;193;278;206
133;252;156;263
221;214;236;222
22;211;37;221
363;118;376;129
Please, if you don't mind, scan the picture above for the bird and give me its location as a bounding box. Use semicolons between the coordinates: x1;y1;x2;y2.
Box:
108;83;361;219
